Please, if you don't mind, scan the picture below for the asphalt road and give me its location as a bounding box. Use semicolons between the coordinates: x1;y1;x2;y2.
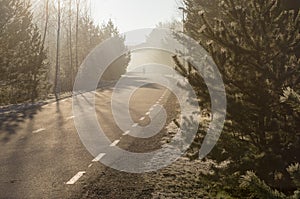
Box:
0;76;173;199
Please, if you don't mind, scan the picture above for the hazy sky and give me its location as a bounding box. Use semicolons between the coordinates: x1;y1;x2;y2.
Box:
91;0;182;33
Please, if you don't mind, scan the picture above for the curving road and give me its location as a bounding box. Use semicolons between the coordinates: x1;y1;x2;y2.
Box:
0;76;174;198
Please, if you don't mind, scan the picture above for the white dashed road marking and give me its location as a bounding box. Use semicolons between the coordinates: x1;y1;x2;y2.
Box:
139;117;145;121
110;140;120;147
66;116;75;120
92;153;106;162
122;130;130;136
65;89;169;186
93;91;101;97
32;128;45;134
66;171;86;185
132;123;138;127
64;89;170;186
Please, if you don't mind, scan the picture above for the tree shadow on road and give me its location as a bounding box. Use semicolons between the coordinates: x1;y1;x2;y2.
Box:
0;104;43;143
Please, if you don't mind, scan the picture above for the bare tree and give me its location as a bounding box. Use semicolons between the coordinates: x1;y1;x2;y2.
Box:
68;0;73;89
75;0;80;78
54;0;61;100
41;0;49;50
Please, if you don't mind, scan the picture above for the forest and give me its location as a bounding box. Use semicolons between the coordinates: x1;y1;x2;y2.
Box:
0;0;128;105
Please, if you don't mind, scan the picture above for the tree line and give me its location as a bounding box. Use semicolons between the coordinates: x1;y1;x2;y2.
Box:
0;0;129;105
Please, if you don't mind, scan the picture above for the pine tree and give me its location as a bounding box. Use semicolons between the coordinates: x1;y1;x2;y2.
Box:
0;0;49;104
100;20;130;81
177;0;300;195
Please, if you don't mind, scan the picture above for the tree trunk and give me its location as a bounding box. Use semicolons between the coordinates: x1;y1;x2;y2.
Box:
68;0;73;91
54;0;61;100
75;0;80;78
